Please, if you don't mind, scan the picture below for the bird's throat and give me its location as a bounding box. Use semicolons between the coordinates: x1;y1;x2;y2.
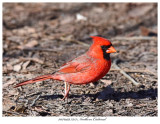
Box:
101;46;111;61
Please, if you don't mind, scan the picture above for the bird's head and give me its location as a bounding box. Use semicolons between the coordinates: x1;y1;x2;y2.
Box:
89;36;116;60
90;36;116;53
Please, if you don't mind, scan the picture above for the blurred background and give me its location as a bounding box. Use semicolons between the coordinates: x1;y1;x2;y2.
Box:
3;3;157;116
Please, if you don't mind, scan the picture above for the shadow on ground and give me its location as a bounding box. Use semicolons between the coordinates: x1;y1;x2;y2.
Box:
40;86;157;101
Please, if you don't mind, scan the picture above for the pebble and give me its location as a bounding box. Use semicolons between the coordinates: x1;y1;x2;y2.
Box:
103;109;113;116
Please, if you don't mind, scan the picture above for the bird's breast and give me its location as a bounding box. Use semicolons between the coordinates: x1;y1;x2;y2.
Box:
91;59;111;81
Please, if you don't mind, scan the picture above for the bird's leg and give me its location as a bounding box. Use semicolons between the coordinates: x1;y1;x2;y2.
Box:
61;82;70;100
61;82;67;96
65;81;67;95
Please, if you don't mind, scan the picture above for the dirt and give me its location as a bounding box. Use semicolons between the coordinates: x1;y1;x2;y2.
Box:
3;3;157;116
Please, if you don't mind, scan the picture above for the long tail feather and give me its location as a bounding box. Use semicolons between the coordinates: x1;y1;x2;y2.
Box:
14;74;53;88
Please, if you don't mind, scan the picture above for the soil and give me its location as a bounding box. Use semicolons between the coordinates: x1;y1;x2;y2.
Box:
3;3;157;116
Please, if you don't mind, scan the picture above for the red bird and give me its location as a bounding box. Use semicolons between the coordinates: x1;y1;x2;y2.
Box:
15;36;116;100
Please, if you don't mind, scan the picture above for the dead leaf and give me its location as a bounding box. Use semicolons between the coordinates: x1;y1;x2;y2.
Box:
60;16;74;25
89;83;95;87
92;7;104;13
15;105;27;113
100;80;112;86
34;106;44;112
6;63;13;71
8;89;19;96
3;66;8;73
26;27;36;34
140;26;157;36
140;26;150;36
20;57;44;64
76;13;87;21
103;109;113;116
17;40;38;49
7;36;24;43
13;27;36;36
3;78;16;88
127;103;133;107
128;4;153;17
23;40;38;48
13;62;23;72
22;60;30;70
3;97;16;111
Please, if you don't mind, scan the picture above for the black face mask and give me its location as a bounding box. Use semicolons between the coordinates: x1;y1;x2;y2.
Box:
101;45;111;60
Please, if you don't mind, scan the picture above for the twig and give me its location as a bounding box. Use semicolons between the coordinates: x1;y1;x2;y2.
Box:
110;68;157;76
143;111;156;116
30;95;41;107
8;57;44;67
3;79;16;88
3;111;23;116
60;36;90;47
70;110;90;116
71;40;90;47
111;36;157;41
113;59;140;86
26;92;41;98
20;57;44;64
23;47;58;52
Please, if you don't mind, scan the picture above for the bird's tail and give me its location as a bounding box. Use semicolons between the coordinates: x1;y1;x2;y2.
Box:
14;74;54;88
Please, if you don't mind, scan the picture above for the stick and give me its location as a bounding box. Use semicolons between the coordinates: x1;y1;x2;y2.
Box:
26;92;41;98
71;40;90;47
23;48;58;52
60;36;90;47
110;68;157;76
3;111;23;116
70;110;90;116
20;57;44;64
111;36;157;41
30;95;41;107
113;59;140;86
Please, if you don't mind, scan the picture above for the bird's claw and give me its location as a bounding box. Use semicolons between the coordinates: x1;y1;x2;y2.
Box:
61;82;70;101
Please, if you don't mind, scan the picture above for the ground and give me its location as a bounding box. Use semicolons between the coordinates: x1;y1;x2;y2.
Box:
3;3;157;116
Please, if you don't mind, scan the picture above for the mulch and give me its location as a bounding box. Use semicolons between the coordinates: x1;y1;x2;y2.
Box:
3;3;157;116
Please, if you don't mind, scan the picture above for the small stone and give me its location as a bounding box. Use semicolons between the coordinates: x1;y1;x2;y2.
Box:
13;62;23;72
108;102;113;107
127;103;133;107
103;109;113;116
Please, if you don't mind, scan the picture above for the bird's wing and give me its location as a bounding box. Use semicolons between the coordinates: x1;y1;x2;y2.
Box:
57;54;93;74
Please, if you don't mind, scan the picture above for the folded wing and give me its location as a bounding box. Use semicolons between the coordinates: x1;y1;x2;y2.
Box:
57;54;93;74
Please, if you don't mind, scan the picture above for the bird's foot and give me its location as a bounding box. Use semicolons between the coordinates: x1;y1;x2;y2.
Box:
61;82;70;101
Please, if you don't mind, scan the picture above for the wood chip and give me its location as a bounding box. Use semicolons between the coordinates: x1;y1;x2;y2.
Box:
13;62;23;72
3;97;16;111
22;60;30;70
17;40;38;50
3;79;16;88
20;57;44;64
100;80;112;87
103;109;113;116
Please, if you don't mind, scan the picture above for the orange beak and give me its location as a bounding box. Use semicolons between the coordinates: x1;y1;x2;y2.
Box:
106;46;116;53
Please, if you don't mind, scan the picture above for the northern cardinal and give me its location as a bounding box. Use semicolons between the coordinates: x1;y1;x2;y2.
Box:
15;36;116;100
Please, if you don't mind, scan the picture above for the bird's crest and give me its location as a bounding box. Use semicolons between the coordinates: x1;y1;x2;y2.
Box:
90;36;111;46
